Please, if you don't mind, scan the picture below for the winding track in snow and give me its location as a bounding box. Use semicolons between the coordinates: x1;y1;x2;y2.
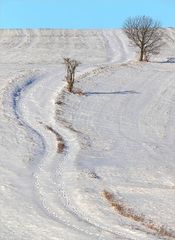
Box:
2;31;139;240
8;70;126;240
26;32;159;239
1;29;175;240
17;75;129;239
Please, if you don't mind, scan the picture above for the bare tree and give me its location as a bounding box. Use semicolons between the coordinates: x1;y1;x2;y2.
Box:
63;58;80;93
123;16;164;61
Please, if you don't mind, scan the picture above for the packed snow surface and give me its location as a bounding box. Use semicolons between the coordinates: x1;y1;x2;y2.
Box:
0;29;175;240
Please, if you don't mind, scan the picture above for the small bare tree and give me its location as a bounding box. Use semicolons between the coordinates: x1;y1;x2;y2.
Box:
123;16;164;61
63;58;80;93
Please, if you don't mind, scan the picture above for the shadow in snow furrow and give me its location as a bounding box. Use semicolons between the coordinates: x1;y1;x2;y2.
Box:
11;76;99;238
12;74;112;239
12;77;45;160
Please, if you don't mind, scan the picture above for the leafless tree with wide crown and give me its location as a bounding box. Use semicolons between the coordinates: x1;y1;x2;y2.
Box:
123;16;164;61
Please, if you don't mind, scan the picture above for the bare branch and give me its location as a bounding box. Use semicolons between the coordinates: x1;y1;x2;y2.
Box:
63;58;81;93
123;16;164;61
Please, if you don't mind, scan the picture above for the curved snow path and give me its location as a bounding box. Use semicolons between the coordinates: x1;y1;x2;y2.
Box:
3;69;103;239
20;71;111;239
11;69;136;240
1;29;175;240
9;31;170;240
2;32;136;240
17;73;132;240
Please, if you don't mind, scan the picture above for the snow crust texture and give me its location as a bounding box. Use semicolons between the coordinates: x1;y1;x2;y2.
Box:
0;28;175;240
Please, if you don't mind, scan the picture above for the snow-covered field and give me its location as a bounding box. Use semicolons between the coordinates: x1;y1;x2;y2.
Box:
0;29;175;240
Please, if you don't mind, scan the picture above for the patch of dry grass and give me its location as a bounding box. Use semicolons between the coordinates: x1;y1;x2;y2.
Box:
102;190;175;239
72;88;85;95
45;125;65;153
55;100;64;105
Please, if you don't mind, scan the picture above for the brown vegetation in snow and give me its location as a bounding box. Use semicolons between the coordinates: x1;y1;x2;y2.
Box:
103;190;175;239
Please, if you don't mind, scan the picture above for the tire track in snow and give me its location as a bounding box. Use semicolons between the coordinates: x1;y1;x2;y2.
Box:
1;30;147;240
102;30;135;63
20;67;139;240
1;68;128;239
10;56;159;240
2;72;102;239
2;73;46;161
30;69;134;240
10;70;117;239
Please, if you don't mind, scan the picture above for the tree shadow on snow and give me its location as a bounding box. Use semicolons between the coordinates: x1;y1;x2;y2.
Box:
85;90;140;96
156;57;175;64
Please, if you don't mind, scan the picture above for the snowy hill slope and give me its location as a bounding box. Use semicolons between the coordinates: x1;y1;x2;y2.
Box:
0;29;175;240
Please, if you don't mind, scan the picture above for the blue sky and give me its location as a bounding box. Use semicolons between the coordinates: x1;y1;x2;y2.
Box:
0;0;174;28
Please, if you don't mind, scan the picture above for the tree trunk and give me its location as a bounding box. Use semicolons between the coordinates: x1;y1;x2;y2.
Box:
139;48;144;61
67;74;74;92
68;82;74;92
